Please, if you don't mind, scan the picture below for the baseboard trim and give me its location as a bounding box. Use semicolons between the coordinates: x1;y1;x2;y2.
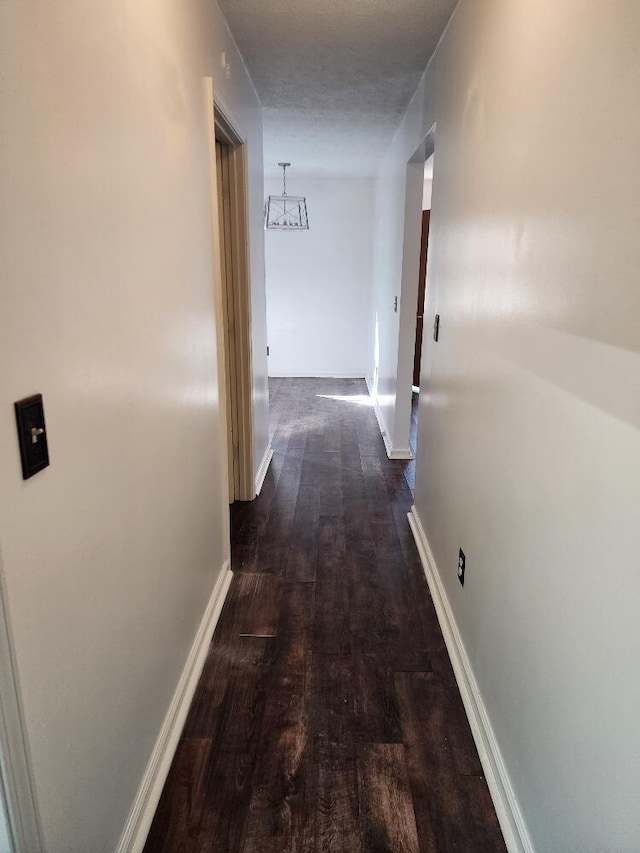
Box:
268;372;366;379
407;507;534;853
255;444;274;496
116;563;233;853
364;376;413;461
386;445;413;460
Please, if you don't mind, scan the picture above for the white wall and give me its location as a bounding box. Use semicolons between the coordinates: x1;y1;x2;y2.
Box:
0;2;267;851
422;177;432;210
422;154;434;209
372;1;640;851
265;178;374;377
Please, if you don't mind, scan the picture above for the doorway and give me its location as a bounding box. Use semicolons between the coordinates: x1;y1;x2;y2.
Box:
208;93;255;503
391;126;436;475
395;136;435;491
412;208;431;391
407;204;431;490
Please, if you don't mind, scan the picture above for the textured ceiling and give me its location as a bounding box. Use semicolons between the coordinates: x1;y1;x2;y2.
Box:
217;0;458;177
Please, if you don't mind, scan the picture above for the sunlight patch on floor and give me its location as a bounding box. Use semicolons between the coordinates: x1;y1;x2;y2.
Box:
316;394;375;407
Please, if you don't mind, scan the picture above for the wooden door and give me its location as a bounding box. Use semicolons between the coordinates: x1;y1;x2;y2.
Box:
413;209;430;389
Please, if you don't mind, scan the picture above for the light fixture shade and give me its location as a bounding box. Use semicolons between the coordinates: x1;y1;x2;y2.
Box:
264;194;309;230
265;162;309;230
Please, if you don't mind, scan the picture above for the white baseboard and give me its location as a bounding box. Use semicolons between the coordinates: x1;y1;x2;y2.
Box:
116;563;233;853
386;444;413;460
407;507;534;853
268;372;366;379
364;376;413;461
255;444;274;496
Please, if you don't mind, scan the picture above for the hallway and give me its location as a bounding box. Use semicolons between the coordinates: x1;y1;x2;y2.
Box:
144;379;506;852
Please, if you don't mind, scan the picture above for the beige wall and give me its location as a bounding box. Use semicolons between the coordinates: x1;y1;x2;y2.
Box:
372;1;640;850
0;1;267;851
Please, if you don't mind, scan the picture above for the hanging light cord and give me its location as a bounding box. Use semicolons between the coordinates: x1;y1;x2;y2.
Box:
279;162;289;197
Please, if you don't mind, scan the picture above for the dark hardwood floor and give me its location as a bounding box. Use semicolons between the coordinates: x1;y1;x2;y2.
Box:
144;378;506;853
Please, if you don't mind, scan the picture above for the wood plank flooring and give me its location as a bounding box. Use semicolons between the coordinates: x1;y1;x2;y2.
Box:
144;378;506;853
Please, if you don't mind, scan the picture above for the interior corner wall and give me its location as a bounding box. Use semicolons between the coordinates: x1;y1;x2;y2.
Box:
372;1;640;851
0;1;267;851
264;177;374;378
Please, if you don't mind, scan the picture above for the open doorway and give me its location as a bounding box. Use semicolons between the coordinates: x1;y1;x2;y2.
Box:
395;131;435;492
407;155;433;489
210;98;255;503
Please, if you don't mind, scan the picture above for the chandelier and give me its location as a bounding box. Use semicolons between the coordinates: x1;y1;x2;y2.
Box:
264;162;309;231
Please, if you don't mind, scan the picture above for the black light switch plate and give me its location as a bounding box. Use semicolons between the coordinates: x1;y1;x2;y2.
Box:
14;394;49;479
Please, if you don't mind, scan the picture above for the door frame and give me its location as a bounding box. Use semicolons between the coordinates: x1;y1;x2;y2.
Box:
204;80;255;503
412;209;431;389
0;555;44;853
394;124;436;457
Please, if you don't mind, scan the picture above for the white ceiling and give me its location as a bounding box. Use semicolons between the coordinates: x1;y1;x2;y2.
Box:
217;0;458;178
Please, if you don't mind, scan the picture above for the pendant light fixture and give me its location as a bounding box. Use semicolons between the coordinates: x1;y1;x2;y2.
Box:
264;162;309;230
